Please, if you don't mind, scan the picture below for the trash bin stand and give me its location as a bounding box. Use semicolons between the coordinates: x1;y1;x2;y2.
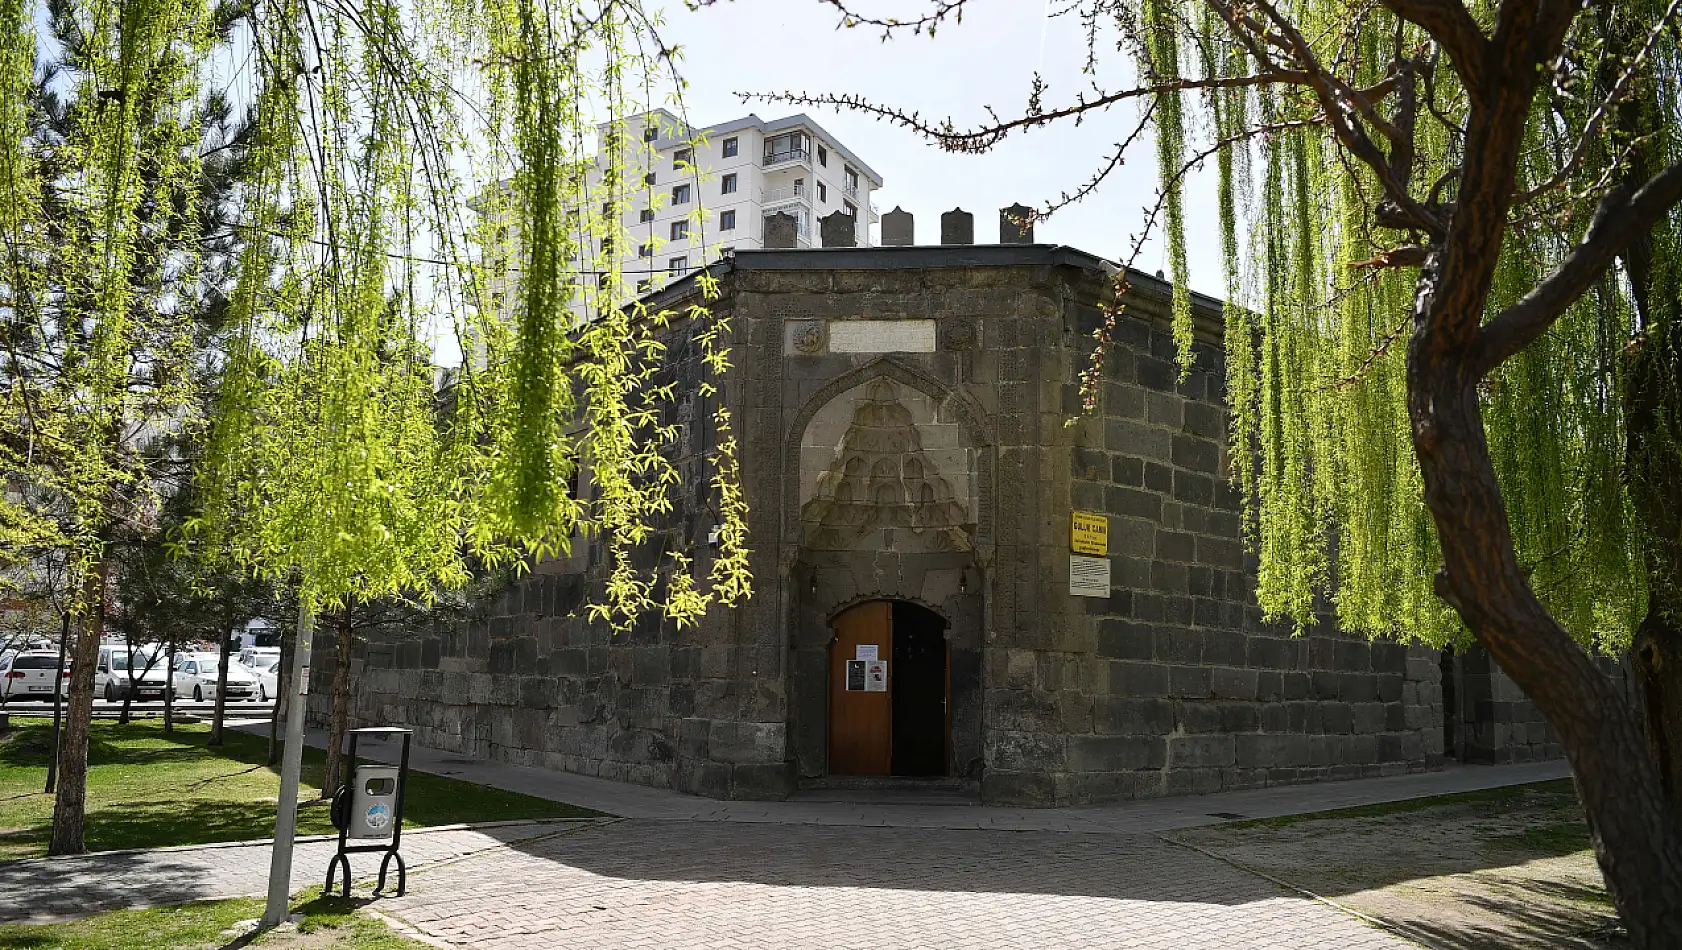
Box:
324;727;413;898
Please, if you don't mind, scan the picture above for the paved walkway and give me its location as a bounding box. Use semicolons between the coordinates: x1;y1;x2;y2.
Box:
0;817;1423;948
0;731;1569;946
236;722;1569;833
380;820;1416;950
0;821;590;924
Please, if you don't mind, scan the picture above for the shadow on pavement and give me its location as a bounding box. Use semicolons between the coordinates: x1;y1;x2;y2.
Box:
469;819;1292;905
1394;876;1623;949
0;850;217;925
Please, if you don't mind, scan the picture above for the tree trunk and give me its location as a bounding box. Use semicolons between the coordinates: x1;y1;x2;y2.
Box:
1626;323;1682;823
48;561;107;856
1408;276;1682;944
322;605;354;797
117;644;135;724
162;633;176;735
1636;608;1682;824
44;610;69;794
210;601;234;745
1601;9;1682;828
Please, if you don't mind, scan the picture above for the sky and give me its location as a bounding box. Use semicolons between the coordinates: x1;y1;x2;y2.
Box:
657;0;1229;297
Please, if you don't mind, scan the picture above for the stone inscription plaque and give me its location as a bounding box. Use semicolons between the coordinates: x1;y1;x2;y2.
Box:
828;319;937;353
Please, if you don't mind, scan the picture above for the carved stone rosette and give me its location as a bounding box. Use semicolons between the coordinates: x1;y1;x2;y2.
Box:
941;318;978;351
791;320;827;354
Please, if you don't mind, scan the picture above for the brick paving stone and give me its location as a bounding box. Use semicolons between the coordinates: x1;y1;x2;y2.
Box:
377;821;1420;950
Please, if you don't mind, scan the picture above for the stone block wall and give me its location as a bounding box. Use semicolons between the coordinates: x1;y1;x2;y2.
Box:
309;244;1466;807
1448;647;1552;762
975;269;1444;805
308;307;793;800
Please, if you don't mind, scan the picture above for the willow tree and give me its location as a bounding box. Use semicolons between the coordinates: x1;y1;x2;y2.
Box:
0;0;258;853
748;0;1682;940
2;0;751;858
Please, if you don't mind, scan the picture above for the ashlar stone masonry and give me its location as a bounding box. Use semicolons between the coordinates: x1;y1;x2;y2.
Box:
312;221;1568;805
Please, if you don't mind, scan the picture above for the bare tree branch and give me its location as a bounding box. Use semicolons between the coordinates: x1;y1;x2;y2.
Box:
739;71;1309;154
1378;0;1489;92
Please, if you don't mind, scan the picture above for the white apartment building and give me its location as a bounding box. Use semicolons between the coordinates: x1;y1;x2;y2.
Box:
478;108;884;322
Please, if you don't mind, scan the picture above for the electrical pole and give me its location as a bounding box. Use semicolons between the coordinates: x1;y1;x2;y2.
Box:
261;602;312;928
45;610;69;794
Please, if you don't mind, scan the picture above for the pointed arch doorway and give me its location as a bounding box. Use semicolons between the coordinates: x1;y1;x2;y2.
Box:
828;600;950;777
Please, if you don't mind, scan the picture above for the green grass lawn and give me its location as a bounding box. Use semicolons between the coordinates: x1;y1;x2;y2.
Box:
0;717;600;860
0;892;432;949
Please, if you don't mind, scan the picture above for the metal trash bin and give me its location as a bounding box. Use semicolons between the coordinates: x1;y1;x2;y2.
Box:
349;765;401;839
325;727;412;897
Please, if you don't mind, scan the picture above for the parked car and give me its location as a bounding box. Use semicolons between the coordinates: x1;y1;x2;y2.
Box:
95;644;171;702
172;652;260;702
253;659;280;702
238;646;281;670
0;650;68;702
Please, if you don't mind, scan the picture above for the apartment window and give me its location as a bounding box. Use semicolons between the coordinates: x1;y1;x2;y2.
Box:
817;145;828;167
669;256;688;272
672;184;691;205
601;202;612;216
763;131;807;165
639;208;654;223
720;210;736;231
643;125;658;142
644;172;656;186
722;136;738;157
673;147;693;167
843;201;857;219
597;272;610;289
670;220;689;240
637;278;652;293
844;166;860;197
639;242;653;258
818;182;827;203
721;173;737;195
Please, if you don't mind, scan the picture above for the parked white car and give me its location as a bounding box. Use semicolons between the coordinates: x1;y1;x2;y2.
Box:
252;659;281;702
238;646;281;670
96;644;171;702
172;653;260;702
0;650;68;702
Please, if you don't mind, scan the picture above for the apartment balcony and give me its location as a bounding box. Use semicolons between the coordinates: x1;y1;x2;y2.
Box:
760;183;812;209
869;201;881;223
762;146;811;172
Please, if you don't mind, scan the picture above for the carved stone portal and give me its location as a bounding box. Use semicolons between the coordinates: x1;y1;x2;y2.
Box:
799;379;974;553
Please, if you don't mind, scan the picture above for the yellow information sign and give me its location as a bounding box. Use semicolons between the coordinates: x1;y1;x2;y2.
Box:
1070;510;1109;556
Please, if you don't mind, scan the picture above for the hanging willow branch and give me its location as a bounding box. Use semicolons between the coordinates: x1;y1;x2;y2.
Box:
1;0;752;632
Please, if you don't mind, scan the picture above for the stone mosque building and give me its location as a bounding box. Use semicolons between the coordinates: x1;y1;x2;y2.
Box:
312;206;1568;805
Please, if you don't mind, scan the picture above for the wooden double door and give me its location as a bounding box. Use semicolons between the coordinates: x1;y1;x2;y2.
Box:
828;600;949;776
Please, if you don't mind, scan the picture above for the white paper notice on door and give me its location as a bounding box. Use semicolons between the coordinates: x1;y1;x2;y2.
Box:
1069;554;1111;597
855;644;879;661
864;660;888;691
